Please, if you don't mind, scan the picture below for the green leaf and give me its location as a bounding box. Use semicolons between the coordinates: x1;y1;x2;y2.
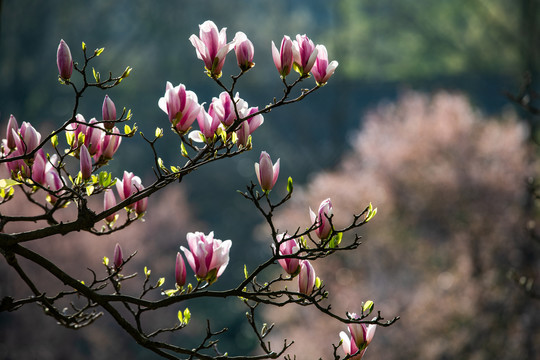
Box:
103;256;109;266
180;142;188;157
244;264;248;279
315;277;322;289
51;134;58;148
183;308;191;324
0;179;21;189
121;66;132;79
365;203;378;222
86;185;94;196
177;310;183;323
287;176;293;194
157;157;165;169
82;41;87;51
94;47;104;56
144;266;151;278
363;300;374;313
163;289;178;297
92;67;100;82
124;124;132;135
329;232;342;248
156;277;165;287
77;132;86;147
98;171;112;187
155;127;163;138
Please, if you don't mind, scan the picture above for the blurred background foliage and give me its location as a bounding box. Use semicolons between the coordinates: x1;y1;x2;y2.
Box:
0;0;539;359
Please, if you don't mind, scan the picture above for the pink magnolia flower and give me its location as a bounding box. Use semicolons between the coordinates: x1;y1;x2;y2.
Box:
196;106;221;140
113;243;123;270
56;39;73;80
236;107;264;146
339;316;377;360
189;20;234;78
84;118;104;156
115;171;148;214
158;82;201;134
32;150;62;194
99;126;122;160
276;233;300;275
4;142;28;177
79;144;92;180
292;34;318;76
311;45;339;85
234;31;254;71
31;149;48;185
298;260;316;295
103;188;117;223
175;252;187;287
102;95;117;129
211;92;236;127
17;121;41;154
254;151;280;191
180;231;232;284
309;198;334;240
272;35;294;77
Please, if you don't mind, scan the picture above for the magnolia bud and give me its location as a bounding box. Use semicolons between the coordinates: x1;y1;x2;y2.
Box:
113;243;123;270
102;95;117;129
175;252;187;287
56;39;73;80
79;144;92;180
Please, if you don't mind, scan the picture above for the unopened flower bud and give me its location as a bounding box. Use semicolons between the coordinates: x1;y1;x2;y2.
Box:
113;243;123;270
6;115;19;149
56;39;73;80
175;252;187;287
272;36;294;77
255;151;280;191
234;32;255;71
102;95;117;129
103;188;117;223
79;144;92;180
298;260;316;295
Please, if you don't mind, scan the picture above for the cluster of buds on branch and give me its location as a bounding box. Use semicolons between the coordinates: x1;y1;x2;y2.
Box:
0;19;396;360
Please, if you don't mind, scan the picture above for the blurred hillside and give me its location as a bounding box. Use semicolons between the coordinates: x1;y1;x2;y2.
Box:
265;92;539;359
0;0;539;358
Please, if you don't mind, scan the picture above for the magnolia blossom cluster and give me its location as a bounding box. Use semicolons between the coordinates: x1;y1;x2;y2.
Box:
103;170;148;222
0;116;66;201
158;84;264;146
189;20;337;84
189;20;254;78
339;315;377;360
1;115;41;176
158;21;337;148
275;233;318;296
177;231;232;285
272;34;338;85
66;98;122;163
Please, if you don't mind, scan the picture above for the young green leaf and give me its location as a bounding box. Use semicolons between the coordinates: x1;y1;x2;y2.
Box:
287;176;293;194
183;308;191;325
